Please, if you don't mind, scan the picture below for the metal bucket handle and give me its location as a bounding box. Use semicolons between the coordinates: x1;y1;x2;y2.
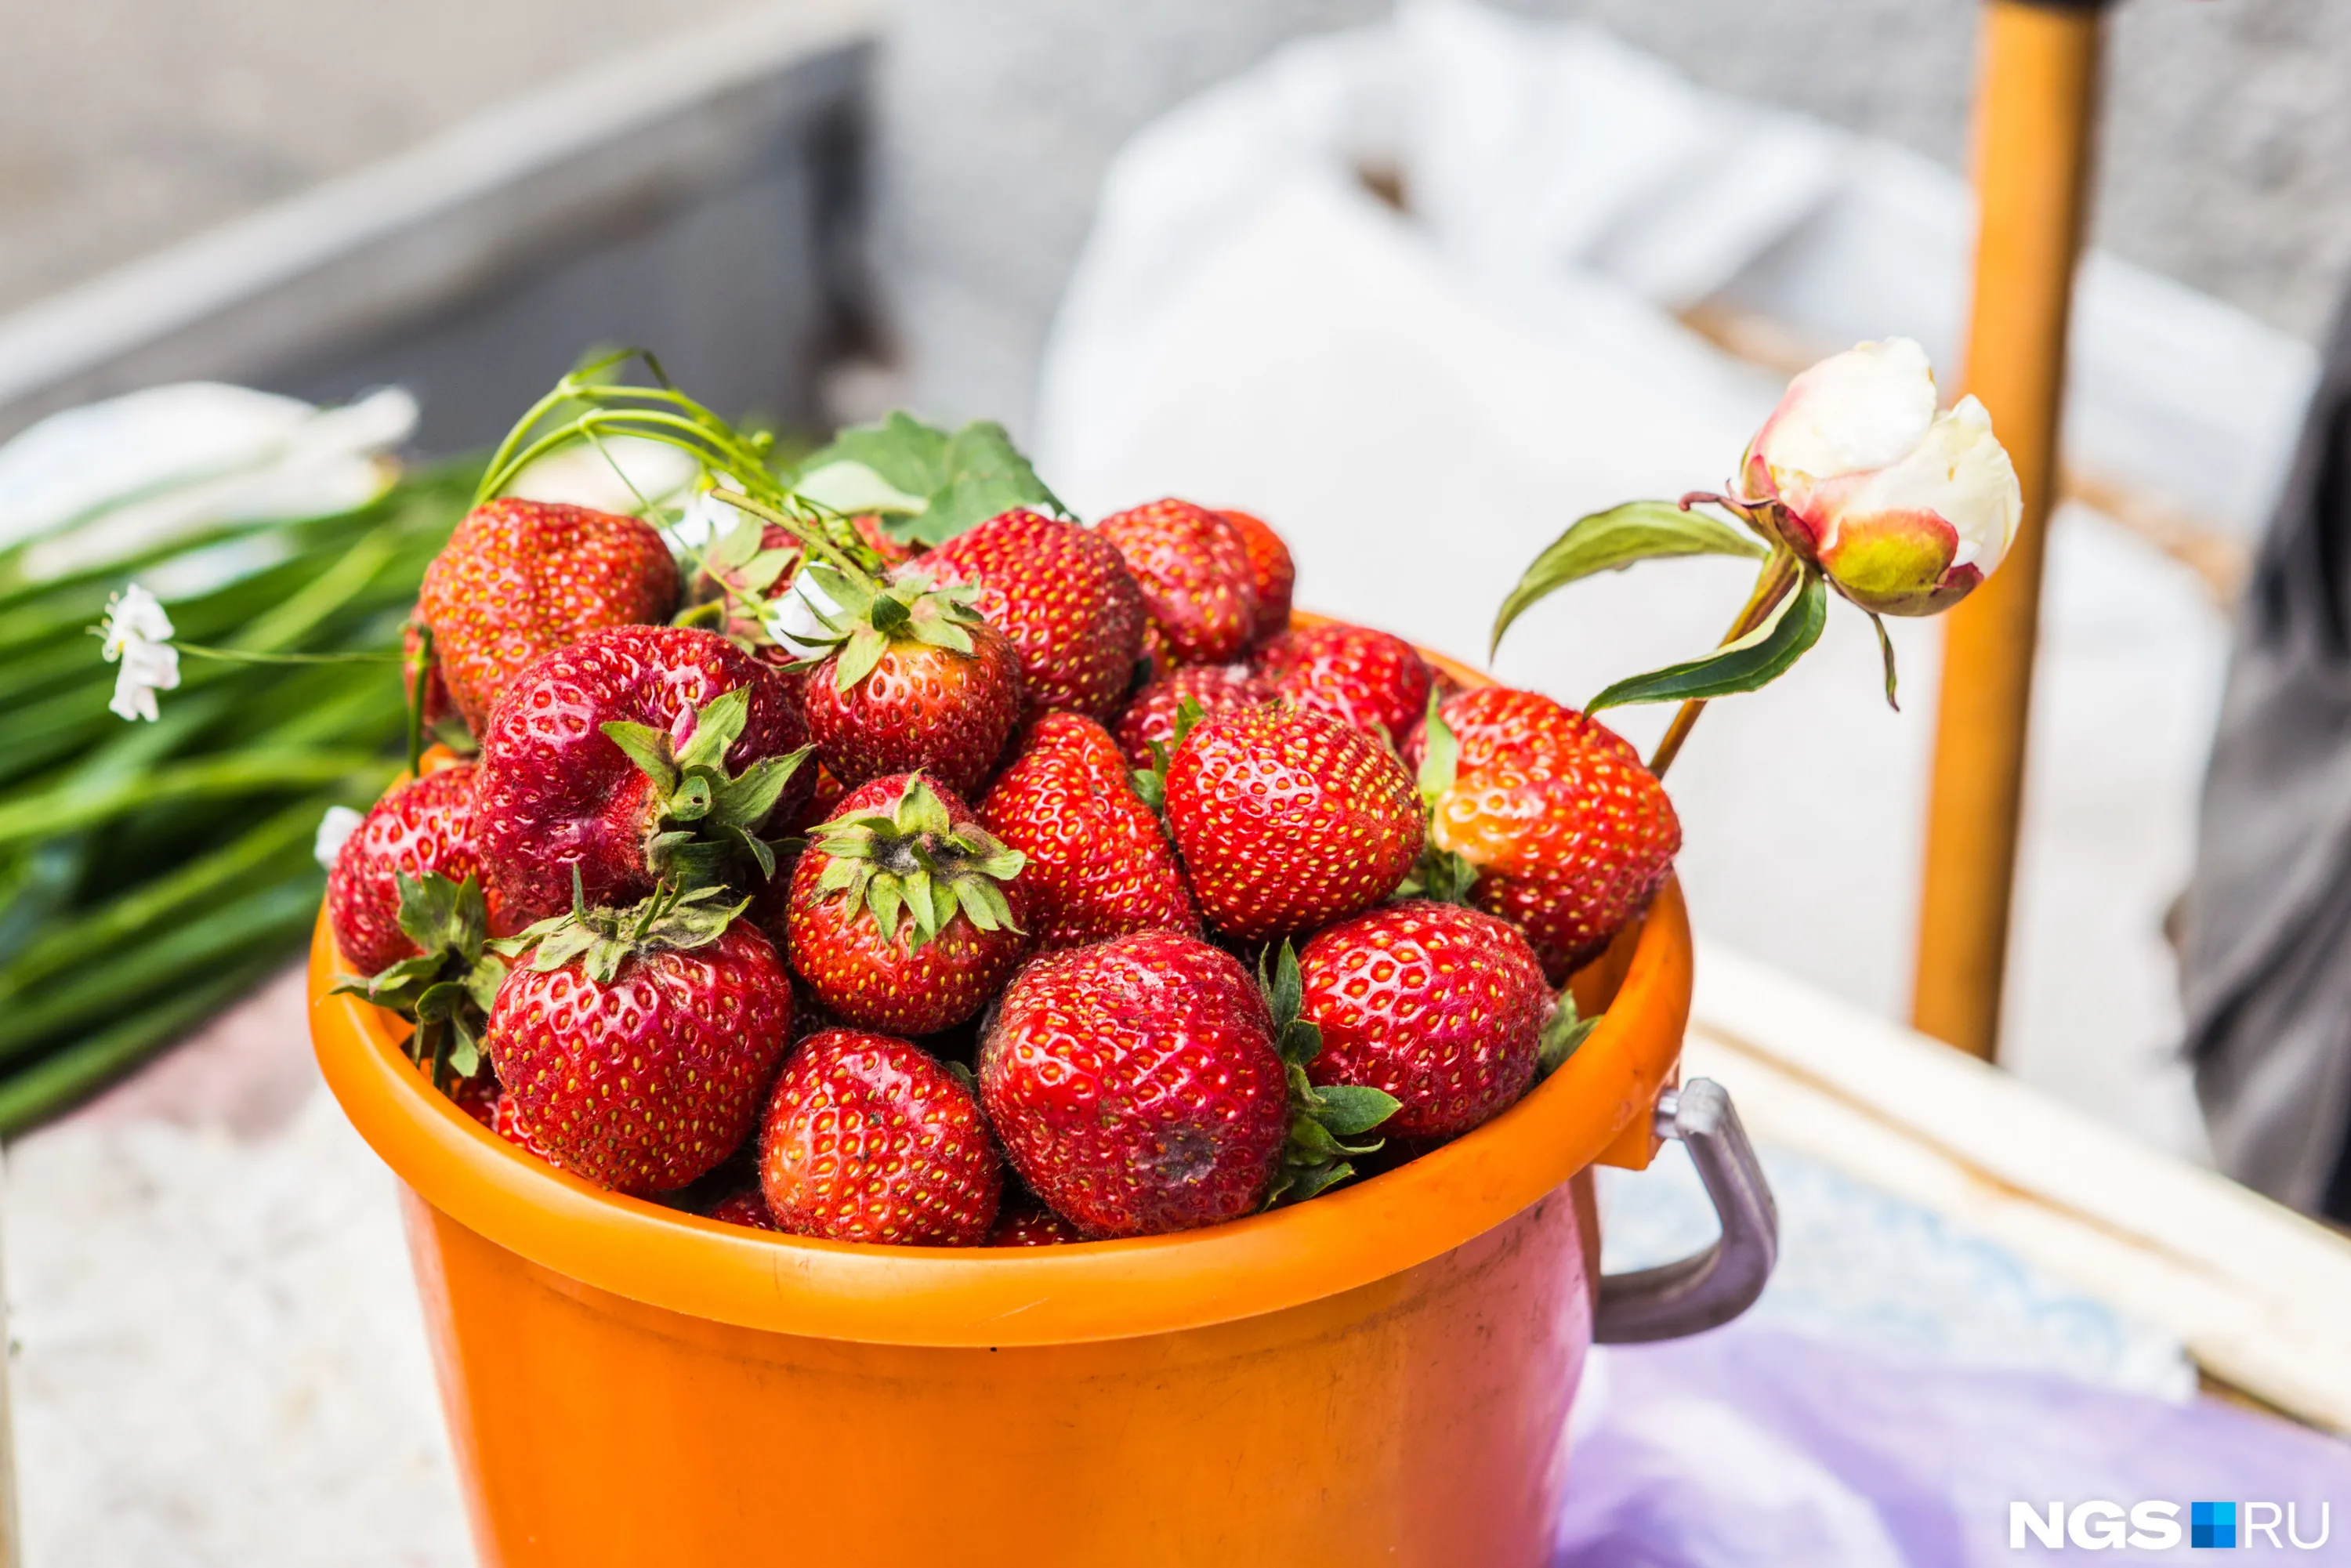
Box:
1592;1078;1779;1344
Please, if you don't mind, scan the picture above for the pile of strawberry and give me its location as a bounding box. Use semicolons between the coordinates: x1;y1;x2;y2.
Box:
329;454;1680;1246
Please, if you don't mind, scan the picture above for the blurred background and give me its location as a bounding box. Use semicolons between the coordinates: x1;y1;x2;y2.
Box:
9;1;2351;1563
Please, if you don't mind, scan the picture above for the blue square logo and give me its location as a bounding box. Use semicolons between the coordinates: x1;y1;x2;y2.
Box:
2192;1501;2237;1549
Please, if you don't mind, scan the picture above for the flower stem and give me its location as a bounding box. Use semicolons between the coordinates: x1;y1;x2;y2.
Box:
709;487;871;588
174;643;402;665
1646;548;1802;779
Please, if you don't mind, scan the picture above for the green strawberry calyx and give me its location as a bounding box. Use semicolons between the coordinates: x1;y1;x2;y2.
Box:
1538;990;1598;1080
332;870;508;1090
675;512;806;650
491;875;748;986
796;563;991;694
601;686;813;891
1127;696;1204;813
1261;940;1401;1208
807;773;1026;951
1393;690;1480;905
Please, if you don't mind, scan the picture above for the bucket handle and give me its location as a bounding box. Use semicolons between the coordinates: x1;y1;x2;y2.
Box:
1592;1078;1779;1344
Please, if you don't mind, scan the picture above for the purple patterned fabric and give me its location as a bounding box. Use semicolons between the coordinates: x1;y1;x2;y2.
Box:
1555;1324;2351;1565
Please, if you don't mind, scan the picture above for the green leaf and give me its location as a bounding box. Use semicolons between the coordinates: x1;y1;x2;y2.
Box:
1313;1084;1401;1138
867;877;904;940
712;747;810;832
601;721;678;794
1491;500;1768;656
709;513;767;572
1170;697;1204;751
1288;1116;1345;1159
833;625;889;692
793;458;931;518
1538;993;1598;1080
897;777;954;838
1129;769;1165;810
1279;1162;1357;1205
907;615;974;654
1269;940;1304;1028
804;563;875;617
1395;843;1480;907
1588;570;1828;712
673;687;751;775
953;875;1000;932
800;413;1067;547
1415;690;1458;809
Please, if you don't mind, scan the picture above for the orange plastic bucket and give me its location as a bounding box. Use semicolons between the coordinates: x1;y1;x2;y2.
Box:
308;642;1696;1568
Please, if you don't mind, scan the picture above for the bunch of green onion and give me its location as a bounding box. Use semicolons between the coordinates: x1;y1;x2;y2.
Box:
0;461;476;1135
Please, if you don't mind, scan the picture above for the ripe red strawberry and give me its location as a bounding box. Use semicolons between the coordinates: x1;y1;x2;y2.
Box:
1253;621;1433;744
988;1200;1084;1247
980;715;1197;950
1163;706;1424;940
1297;901;1551;1141
777;773;1031;1036
977;931;1289;1237
485;885;793;1194
1417;688;1681;981
446;1068;500;1128
915;509;1147;719
1216;509;1295;643
328;762;514;977
1112;664;1276;770
796;579;1023;798
708;1187;779;1230
418;498;679;732
1094;498;1259;665
473;624;811;926
1403;684;1607;776
1138;621;1176;684
848;512;918;566
493;1089;563;1169
757;1028;1001;1245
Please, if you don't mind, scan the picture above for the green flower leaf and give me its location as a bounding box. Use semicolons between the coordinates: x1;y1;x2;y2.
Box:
1865;607;1900;711
1491;500;1768;656
1587;569;1828;712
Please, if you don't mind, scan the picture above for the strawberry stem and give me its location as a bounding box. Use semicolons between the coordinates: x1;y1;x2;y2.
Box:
405;621;434;780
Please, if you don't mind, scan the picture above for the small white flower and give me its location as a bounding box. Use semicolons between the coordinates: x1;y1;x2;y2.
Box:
313;805;365;870
100;583;181;722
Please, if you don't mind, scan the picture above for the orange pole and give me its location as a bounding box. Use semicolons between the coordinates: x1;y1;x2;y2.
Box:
1912;0;2106;1061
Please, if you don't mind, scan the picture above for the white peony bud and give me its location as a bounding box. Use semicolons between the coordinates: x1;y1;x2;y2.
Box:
1741;339;2023;617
